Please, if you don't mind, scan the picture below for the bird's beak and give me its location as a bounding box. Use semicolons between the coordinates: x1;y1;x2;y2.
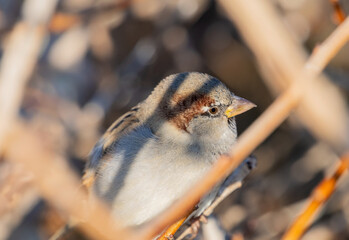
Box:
225;96;256;118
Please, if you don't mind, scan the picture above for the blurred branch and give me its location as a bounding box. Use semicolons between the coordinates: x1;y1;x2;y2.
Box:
329;0;346;24
134;3;349;240
0;162;33;216
282;153;349;240
4;122;133;240
49;13;81;33
181;215;231;240
305;17;349;74
0;162;39;239
0;0;57;151
0;0;59;237
49;0;130;33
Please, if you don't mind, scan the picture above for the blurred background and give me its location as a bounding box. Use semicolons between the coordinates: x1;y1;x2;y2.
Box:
1;0;349;239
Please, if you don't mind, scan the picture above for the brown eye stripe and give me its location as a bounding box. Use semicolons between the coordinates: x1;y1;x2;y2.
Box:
161;93;215;131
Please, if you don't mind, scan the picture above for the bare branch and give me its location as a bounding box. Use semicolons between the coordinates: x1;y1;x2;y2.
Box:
329;0;346;24
175;157;256;240
0;0;58;151
4;122;134;240
0;162;39;239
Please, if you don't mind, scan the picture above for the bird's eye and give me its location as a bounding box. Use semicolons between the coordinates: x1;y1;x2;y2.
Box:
209;107;219;115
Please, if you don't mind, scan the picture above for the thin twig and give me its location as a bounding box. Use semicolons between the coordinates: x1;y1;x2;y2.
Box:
282;153;349;240
158;217;186;240
135;5;349;240
174;157;256;240
329;0;346;24
204;182;242;217
0;162;39;239
175;182;242;240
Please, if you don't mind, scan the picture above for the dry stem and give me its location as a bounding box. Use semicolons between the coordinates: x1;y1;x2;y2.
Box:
0;24;44;151
158;217;186;240
329;0;346;24
4;122;133;240
282;153;349;240
0;162;39;239
173;157;255;240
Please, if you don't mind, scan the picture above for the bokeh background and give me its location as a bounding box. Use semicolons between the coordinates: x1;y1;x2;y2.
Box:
1;0;349;239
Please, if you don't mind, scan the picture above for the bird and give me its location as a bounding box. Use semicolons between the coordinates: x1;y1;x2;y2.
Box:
50;72;255;239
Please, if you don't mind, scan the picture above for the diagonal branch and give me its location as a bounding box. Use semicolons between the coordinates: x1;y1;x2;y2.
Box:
4;122;134;240
0;0;57;151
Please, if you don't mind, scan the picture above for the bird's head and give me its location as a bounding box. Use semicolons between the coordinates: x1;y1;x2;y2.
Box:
142;72;256;145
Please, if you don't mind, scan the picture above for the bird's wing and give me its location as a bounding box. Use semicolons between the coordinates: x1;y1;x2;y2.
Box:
82;104;142;189
51;108;143;239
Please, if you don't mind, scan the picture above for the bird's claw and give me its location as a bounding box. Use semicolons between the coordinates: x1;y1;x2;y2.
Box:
187;215;208;239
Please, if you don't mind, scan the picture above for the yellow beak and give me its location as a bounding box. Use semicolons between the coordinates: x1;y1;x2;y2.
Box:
225;96;256;118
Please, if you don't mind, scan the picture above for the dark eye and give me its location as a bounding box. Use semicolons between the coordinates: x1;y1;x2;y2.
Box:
209;107;219;115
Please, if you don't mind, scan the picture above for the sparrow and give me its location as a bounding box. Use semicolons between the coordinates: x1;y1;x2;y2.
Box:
82;72;255;228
